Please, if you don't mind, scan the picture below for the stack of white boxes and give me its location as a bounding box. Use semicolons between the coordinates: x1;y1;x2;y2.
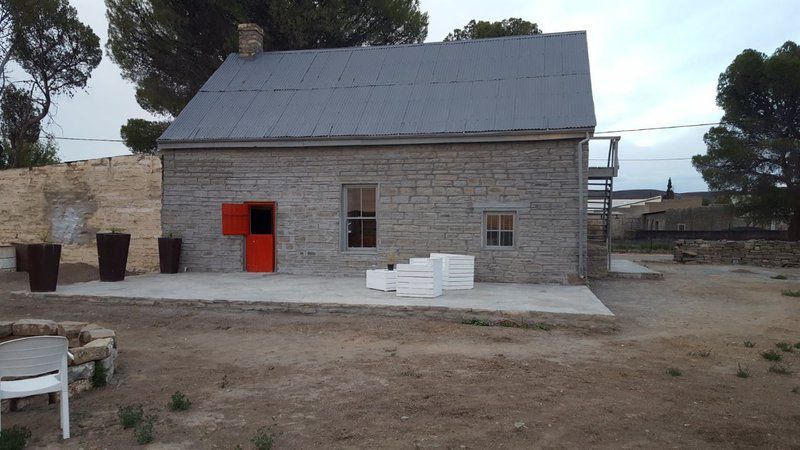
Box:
429;253;475;290
365;269;397;292
396;258;443;298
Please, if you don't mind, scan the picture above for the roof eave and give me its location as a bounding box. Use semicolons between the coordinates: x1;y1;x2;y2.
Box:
157;128;596;150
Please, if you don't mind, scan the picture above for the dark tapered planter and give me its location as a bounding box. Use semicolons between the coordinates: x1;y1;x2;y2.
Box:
158;237;182;274
96;233;130;282
27;243;61;292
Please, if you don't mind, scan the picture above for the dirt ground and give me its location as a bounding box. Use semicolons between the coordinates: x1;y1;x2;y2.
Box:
1;257;799;449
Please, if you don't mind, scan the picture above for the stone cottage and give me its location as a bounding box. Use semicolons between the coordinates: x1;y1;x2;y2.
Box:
157;24;608;283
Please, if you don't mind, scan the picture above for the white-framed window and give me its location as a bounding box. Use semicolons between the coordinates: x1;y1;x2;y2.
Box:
677;223;686;231
343;185;377;250
484;212;515;248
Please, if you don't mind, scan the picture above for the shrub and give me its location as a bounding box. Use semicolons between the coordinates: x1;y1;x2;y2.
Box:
736;364;750;378
92;360;108;388
782;290;800;297
168;391;192;411
666;367;682;377
761;350;782;361
0;425;32;450
771;274;787;280
743;340;756;348
134;414;157;445
251;427;275;450
461;318;491;326
775;342;794;352
768;364;791;375
118;404;145;429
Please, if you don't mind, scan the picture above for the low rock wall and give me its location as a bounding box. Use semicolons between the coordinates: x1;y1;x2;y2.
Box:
674;239;800;267
0;319;117;412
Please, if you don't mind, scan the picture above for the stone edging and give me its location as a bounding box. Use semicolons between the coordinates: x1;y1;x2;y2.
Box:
10;292;616;333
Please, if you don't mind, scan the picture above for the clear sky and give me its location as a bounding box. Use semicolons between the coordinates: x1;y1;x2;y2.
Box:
39;0;800;192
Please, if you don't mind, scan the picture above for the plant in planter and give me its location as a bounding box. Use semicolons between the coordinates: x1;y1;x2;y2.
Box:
27;230;61;292
158;232;182;274
386;248;398;271
96;227;131;282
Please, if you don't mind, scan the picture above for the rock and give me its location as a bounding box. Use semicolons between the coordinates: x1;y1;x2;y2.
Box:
514;422;527;430
80;328;116;346
71;338;113;365
0;321;12;338
68;379;92;396
12;319;58;336
68;361;95;383
58;321;88;346
100;348;118;382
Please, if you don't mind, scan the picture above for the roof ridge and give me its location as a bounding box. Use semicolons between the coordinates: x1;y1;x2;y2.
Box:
235;30;588;57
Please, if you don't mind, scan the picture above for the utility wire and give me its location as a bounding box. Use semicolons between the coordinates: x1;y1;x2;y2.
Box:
46;120;723;163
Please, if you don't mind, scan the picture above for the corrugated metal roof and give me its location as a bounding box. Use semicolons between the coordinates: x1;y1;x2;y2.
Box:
159;31;596;145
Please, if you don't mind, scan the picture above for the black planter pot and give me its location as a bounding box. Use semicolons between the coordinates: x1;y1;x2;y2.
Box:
387;264;395;271
96;233;131;282
27;243;61;292
158;237;182;274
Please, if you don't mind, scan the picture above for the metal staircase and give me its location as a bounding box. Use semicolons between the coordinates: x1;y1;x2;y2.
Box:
586;137;621;270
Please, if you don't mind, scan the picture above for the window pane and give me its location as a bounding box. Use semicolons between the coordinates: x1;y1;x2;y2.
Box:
486;214;499;231
347;188;361;217
486;231;499;246
347;219;362;247
501;214;513;231
500;231;513;246
361;188;376;217
362;219;376;247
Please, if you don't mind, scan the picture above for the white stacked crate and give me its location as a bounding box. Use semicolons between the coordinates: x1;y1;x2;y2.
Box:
366;269;397;291
396;258;443;298
429;253;475;290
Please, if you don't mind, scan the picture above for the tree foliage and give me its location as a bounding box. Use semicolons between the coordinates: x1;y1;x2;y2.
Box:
106;0;429;152
444;18;541;41
664;178;675;199
693;42;800;240
0;0;101;169
120;118;170;155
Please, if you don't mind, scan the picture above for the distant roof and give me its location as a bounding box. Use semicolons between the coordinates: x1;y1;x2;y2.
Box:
159;31;596;147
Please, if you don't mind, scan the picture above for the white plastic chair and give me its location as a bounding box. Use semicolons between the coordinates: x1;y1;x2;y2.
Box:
0;336;72;439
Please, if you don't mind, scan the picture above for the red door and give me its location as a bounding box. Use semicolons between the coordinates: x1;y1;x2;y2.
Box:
245;203;275;272
246;234;274;272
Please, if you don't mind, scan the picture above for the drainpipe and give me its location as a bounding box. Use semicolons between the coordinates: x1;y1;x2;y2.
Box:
577;134;591;279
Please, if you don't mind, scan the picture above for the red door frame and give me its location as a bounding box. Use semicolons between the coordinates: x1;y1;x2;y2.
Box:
244;201;276;272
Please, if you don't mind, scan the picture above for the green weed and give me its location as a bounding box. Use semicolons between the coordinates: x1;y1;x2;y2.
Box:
736;364;750;378
782;290;800;297
118;404;144;429
743;340;756;348
0;425;32;450
768;364;791;375
168;391;191;411
761;350;782;361
133;414;157;445
666;367;682;377
251;427;275;450
775;342;794;352
91;360;108;388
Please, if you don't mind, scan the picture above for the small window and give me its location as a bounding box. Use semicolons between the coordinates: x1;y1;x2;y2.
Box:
677;223;686;231
484;212;515;248
343;185;377;249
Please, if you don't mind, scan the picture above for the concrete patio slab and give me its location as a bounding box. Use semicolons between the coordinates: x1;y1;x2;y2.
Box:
609;259;663;280
12;273;614;327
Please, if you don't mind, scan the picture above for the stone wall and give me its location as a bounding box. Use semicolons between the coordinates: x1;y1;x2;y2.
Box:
162;139;585;284
0;155;162;272
674;239;800;267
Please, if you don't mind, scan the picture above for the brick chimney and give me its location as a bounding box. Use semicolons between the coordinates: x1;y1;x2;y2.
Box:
238;23;263;57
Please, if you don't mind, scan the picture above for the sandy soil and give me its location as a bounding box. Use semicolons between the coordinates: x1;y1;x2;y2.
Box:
0;258;799;449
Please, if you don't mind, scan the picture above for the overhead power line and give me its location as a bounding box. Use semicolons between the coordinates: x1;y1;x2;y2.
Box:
51;120;723;143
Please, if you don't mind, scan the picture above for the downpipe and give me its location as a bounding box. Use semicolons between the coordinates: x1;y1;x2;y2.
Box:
577;134;591;279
